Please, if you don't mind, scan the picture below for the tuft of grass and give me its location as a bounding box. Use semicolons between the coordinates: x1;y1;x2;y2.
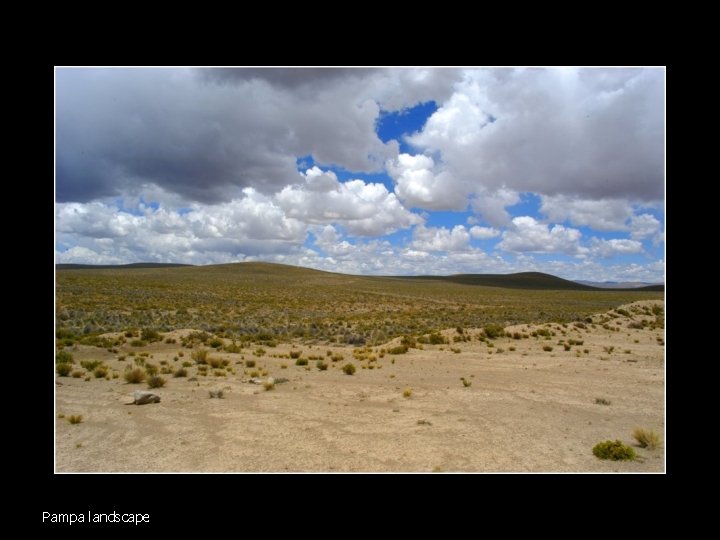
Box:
289;350;302;359
80;360;102;371
124;368;146;384
461;377;472;387
56;350;74;364
68;415;83;425
632;427;661;449
56;363;72;377
316;360;328;371
403;388;413;398
388;345;408;355
595;398;611;406
173;367;187;378
209;390;224;399
147;375;166;388
262;380;275;391
342;363;356;375
71;370;84;378
245;360;256;368
592;440;636;461
295;358;308;366
192;348;209;364
542;345;553;352
93;366;108;378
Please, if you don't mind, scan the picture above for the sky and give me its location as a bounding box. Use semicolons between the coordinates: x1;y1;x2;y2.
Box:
55;67;665;282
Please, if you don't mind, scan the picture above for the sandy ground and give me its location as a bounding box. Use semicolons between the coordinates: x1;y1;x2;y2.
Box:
56;300;664;473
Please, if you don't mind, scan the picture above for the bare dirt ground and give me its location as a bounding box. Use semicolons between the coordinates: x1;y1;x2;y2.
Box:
56;300;664;473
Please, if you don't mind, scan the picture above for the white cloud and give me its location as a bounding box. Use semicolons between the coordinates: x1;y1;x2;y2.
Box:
498;216;583;255
469;226;500;239
276;166;422;236
629;213;661;240
386;154;468;211
470;189;521;227
410;224;472;252
407;68;664;203
539;195;634;231
589;238;644;258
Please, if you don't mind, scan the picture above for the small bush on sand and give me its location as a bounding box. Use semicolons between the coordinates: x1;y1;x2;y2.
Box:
56;363;72;376
147;375;166;388
80;360;102;371
342;363;356;375
483;324;505;339
192;348;209;364
124;368;146;384
173;367;187;378
388;345;408;355
68;415;83;424
632;428;661;449
543;345;553;352
245;360;256;368
289;350;302;359
403;388;413;398
263;380;275;391
592;440;636;461
595;398;611;406
56;350;74;364
316;360;328;371
295;358;308;366
93;366;108;378
209;390;224;399
461;377;472;387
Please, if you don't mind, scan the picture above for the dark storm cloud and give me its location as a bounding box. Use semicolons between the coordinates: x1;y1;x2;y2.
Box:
55;68;397;204
198;67;378;89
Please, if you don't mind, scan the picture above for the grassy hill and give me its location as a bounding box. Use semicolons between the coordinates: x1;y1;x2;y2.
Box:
56;262;663;345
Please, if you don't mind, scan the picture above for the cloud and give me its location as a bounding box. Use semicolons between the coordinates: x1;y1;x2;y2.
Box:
407;68;664;203
470;188;521;227
498;216;583;255
629;213;661;240
386;153;468;210
469;226;500;239
276;167;421;236
539;195;634;231
56;68;403;204
410;224;472;252
589;238;644;258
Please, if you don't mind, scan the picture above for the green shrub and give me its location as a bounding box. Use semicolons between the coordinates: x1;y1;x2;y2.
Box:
56;350;74;364
124;368;146;384
289;350;302;359
147;375;166;389
542;345;553;352
245;360;256;368
56;363;72;376
141;329;161;342
461;378;472;387
592;440;636;461
403;388;413;398
191;348;209;364
80;360;102;371
483;324;505;339
388;345;408;355
632;428;661;449
209;338;223;348
93;366;108;378
316;360;328;371
68;415;83;424
174;367;187;378
295;358;308;366
130;340;147;347
428;333;446;345
342;363;356;375
331;354;344;362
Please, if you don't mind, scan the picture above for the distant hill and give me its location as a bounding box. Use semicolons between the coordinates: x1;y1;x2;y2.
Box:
575;280;663;289
389;271;600;291
55;262;664;292
56;262;193;270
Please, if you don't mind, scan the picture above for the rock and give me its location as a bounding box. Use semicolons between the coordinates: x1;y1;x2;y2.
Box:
133;391;161;405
